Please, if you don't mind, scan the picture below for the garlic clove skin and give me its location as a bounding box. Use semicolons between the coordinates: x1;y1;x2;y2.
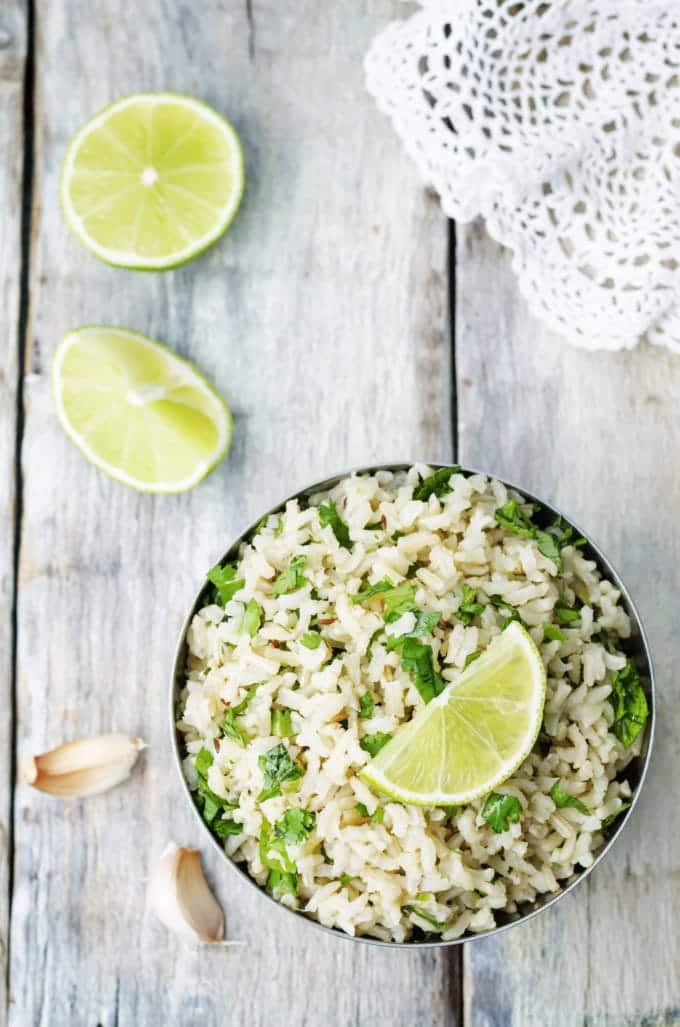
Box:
148;843;236;945
21;734;145;798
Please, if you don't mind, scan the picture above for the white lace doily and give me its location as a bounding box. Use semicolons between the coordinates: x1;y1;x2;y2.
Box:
366;0;680;352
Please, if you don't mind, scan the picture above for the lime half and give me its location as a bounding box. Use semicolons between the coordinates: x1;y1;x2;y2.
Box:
53;326;232;493
361;623;546;806
60;93;244;269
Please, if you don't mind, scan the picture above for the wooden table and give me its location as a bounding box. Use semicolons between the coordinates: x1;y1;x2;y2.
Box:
1;3;677;1025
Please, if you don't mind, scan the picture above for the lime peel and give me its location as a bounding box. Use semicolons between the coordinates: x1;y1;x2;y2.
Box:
60;93;244;270
53;326;232;493
360;622;546;807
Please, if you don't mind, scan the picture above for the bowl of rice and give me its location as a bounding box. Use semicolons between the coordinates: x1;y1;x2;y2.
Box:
171;464;654;946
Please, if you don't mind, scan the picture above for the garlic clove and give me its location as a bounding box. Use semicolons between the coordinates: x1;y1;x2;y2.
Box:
21;734;145;798
148;843;241;945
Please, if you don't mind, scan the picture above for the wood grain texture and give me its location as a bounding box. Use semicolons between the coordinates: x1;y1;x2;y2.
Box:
456;221;679;1027
9;3;456;1025
0;1;26;1021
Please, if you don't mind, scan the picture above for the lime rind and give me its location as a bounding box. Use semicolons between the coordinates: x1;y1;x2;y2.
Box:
360;623;546;807
60;93;245;271
52;325;232;493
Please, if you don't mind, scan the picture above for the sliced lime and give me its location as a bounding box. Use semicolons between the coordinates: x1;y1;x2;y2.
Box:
361;623;546;806
60;93;244;269
53;326;232;493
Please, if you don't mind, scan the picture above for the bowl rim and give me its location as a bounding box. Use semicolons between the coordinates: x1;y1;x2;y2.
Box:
169;461;656;949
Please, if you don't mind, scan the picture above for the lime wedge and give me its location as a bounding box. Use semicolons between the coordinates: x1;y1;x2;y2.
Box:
53;326;232;493
361;623;546;806
60;93;244;269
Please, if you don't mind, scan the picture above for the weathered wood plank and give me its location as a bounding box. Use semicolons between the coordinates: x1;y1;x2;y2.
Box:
0;1;26;1021
9;3;455;1025
456;222;679;1027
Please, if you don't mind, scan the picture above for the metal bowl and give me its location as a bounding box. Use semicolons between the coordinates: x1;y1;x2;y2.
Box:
170;463;655;948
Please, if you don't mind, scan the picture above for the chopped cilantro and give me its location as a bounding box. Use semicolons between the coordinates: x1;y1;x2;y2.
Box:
410;609;441;636
300;632;322;649
352;578;394;603
482;793;523;833
365;521;383;531
272;555;308;597
365;628;383;661
371;805;385;824
388;635;445;704
610;659;648;748
206;561;245;605
554;598;581;625
355;802;370;818
274;517;284;537
543;623;566;642
456;585;484;625
602;802;632;830
195;747;214;778
382;581;418;623
402;905;447;930
593;630;618;654
464;650;481;669
360;732;393;757
413;466;460;501
339;873;358;884
551;780;590;815
258;743;303;801
274;808;316;845
488;594;523;629
214;817;244;837
535;529;563;574
359;692;375;719
494;500;536;539
260;818;298;897
193;747;236;828
222;684;259;747
242;598;262;637
271;708;294;738
318;500;352;549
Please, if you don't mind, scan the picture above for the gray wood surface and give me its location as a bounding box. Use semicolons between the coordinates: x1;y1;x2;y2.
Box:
457;222;679;1027
8;3;456;1026
0;0;26;1018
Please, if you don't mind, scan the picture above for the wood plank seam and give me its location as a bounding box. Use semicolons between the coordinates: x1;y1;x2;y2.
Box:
6;0;35;1018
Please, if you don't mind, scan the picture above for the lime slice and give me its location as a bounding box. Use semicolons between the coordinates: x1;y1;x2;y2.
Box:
361;623;546;806
60;93;244;269
53;326;232;493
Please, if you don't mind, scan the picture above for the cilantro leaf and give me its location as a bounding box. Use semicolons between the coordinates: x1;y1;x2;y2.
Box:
543;623;566;642
260;818;299;897
389;635;445;704
554;598;581;625
272;556;308;597
271;708;294;738
488;594;523;629
258;743;303;801
318;500;352;549
206;561;245;605
300;632;322;649
456;584;484;625
482;793;523;833
268;868;298;897
222;684;260;747
402;905;447;930
371;805;384;824
464;650;481;669
551;780;590;815
610;659;648;748
360;732;393;757
359;692;375;719
410;609;441;636
195;747;214;778
355;802;370;818
242;598;262;637
602;802;632;830
382;581;418;623
593;630;618;654
339;873;358;884
274;808;316;845
214;817;244;837
535;529;563;574
494;500;536;539
352;578;394;603
193;748;235;827
413;466;460;501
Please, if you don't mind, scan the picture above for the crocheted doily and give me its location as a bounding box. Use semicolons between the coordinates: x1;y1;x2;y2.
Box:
366;0;680;352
